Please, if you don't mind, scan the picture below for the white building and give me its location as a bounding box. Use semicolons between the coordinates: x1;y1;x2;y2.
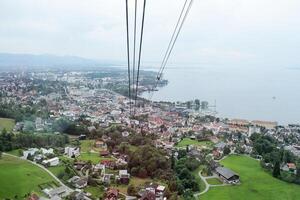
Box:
64;147;80;158
42;157;59;166
23;148;39;159
41;148;54;155
248;125;261;137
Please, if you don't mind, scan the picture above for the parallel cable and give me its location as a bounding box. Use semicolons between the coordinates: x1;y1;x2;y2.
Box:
149;0;193;100
125;0;132;115
132;0;138;113
159;0;193;78
156;0;189;78
134;0;146;108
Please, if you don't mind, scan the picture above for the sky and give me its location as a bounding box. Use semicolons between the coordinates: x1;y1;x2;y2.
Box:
0;0;300;67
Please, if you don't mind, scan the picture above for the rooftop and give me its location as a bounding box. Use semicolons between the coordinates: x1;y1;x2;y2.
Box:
216;167;239;180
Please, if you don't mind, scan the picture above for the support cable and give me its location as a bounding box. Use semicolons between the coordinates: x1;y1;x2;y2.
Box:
134;0;147;108
125;0;132;115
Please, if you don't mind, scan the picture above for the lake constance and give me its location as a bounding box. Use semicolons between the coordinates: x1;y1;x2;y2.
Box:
142;65;300;125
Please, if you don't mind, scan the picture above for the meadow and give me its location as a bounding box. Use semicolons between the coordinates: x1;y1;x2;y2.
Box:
0;155;58;199
0;117;15;131
175;138;214;149
200;155;300;200
78;152;114;164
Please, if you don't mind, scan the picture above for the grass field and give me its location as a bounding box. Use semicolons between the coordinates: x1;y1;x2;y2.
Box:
84;186;104;199
200;155;300;200
206;178;223;185
115;177;154;194
80;140;95;152
0;155;58;199
48;165;65;177
0;118;15;131
6;149;22;156
176;138;213;149
78;152;114;164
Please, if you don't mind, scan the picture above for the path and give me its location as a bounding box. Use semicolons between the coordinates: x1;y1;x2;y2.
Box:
194;170;209;197
194;169;230;197
3;153;74;192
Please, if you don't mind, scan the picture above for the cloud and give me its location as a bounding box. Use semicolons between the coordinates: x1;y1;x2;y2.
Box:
0;0;299;66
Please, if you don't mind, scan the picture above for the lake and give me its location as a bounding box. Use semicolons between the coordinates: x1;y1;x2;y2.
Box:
141;64;300;125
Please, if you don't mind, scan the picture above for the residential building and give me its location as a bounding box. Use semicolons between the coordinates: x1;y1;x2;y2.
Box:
65;147;80;158
42;157;59;167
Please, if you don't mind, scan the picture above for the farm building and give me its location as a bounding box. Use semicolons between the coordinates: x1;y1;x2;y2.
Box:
215;167;240;184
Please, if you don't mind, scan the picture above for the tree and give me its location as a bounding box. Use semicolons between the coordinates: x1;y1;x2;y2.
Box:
87;175;97;186
0;151;2;159
183;189;196;200
171;153;175;170
65;166;71;175
195;99;200;111
273;161;281;178
18;149;23;156
295;161;300;184
187;101;192;109
138;167;148;178
127;184;137;196
223;146;231;155
178;149;187;159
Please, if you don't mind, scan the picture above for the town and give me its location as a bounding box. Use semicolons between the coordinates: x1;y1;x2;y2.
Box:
0;70;300;200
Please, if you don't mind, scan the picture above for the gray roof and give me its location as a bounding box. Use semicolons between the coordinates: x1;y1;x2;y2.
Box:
216;167;238;179
48;186;68;197
215;142;226;149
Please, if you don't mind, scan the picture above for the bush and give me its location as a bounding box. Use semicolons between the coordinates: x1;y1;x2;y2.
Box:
127;184;137;196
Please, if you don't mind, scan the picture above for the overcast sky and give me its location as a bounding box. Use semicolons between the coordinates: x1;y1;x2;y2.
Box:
0;0;300;67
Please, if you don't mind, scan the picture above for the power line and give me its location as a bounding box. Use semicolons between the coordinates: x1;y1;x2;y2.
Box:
158;0;194;79
134;0;146;108
132;0;137;113
150;0;194;101
157;0;189;78
125;0;132;115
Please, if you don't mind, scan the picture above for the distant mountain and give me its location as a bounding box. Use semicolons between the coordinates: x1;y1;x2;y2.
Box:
0;53;122;71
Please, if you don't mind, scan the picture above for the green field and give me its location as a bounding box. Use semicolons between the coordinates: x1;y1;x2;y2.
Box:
6;149;22;156
0;155;58;199
78;152;114;164
48;165;65;177
201;155;300;200
115;177;156;194
80;140;95;152
176;138;213;149
0;118;15;131
206;178;222;185
84;186;104;199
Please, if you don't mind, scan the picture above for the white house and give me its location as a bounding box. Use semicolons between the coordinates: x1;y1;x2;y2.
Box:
41;148;54;155
64;147;80;158
122;131;130;137
42;157;59;166
23;148;39;159
68;176;88;189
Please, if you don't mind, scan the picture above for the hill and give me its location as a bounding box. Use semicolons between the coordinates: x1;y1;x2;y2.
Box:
200;155;300;200
0;155;59;199
0;53;117;71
